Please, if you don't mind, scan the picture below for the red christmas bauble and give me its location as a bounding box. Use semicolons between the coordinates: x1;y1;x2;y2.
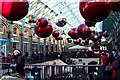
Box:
80;1;110;22
89;32;101;41
83;27;92;39
84;39;89;45
77;24;91;39
36;18;48;28
67;39;72;43
52;30;59;38
68;28;79;39
34;24;53;38
103;31;109;38
73;39;81;45
59;36;63;40
1;0;29;21
55;36;63;40
55;18;67;27
77;24;87;38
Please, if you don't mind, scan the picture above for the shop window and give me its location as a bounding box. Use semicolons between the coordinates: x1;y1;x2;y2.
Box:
13;28;17;36
0;24;4;34
24;30;28;38
33;33;36;39
12;42;16;50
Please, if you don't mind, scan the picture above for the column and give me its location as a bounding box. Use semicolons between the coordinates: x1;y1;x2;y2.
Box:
7;22;12;53
37;37;40;53
60;40;62;54
53;38;55;52
20;21;25;55
43;38;46;56
57;40;59;53
29;29;33;56
49;36;52;52
49;66;52;76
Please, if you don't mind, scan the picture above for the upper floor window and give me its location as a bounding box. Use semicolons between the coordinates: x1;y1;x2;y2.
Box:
13;27;17;36
13;28;17;34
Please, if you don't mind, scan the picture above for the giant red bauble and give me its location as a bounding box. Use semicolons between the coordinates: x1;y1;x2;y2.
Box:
85;20;96;27
55;36;63;40
83;27;92;39
59;36;63;40
103;31;109;38
107;1;120;12
68;30;73;36
68;28;79;39
1;0;29;21
34;24;53;38
77;24;91;39
36;18;48;28
77;24;87;39
52;30;59;38
89;33;95;41
80;1;110;22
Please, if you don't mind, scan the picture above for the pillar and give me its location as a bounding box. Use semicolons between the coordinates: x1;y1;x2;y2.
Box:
49;36;52;52
20;21;25;55
7;22;12;53
37;37;40;53
53;38;56;52
57;40;59;53
43;38;46;56
29;29;33;56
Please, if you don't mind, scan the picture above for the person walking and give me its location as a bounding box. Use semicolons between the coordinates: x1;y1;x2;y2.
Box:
101;51;108;80
10;50;25;76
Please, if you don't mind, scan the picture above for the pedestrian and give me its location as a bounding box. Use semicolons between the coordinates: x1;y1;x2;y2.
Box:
101;51;108;80
114;50;120;80
10;50;25;76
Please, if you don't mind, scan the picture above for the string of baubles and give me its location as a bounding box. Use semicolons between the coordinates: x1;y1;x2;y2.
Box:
34;18;53;38
67;24;109;46
1;0;29;21
52;30;60;38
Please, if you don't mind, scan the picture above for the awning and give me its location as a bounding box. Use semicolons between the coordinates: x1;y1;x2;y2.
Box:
0;38;7;41
11;39;19;43
24;41;29;43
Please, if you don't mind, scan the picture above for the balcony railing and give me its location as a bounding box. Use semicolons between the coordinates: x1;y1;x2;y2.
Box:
0;63;103;80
